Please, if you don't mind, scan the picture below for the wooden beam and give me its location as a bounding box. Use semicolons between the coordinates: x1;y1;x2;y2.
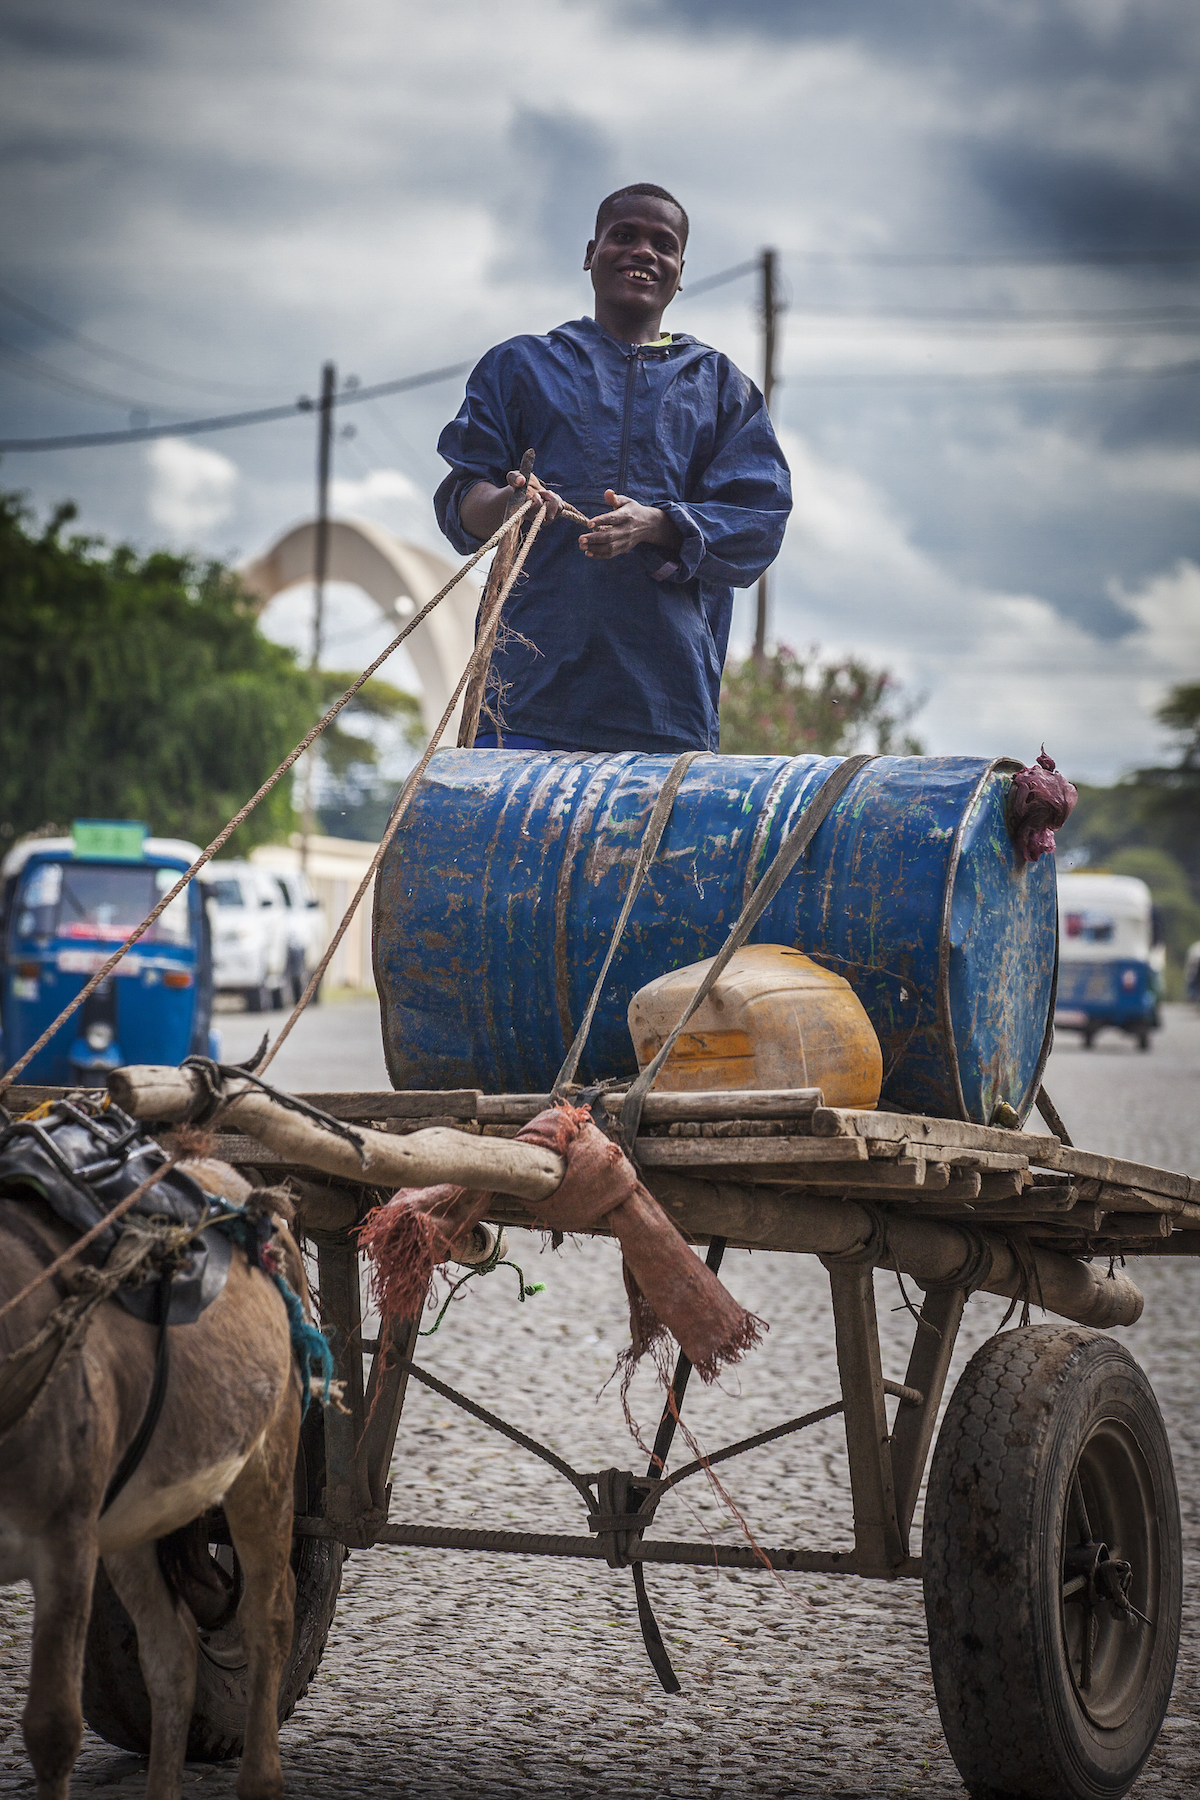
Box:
634;1136;868;1169
826;1262;905;1572
812;1107;1062;1162
890;1286;966;1539
643;1174;1144;1330
475;1088;826;1124
298;1090;480;1120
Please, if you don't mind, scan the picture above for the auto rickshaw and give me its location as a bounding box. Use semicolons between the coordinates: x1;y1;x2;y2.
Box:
0;819;216;1085
1054;868;1164;1050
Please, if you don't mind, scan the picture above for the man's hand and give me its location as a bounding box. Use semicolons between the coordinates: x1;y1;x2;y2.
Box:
460;470;564;541
579;490;682;560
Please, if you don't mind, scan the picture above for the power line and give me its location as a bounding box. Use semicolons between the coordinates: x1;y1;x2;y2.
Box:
0;359;474;454
0;284;279;399
0;339;188;415
784;305;1200;331
782;247;1200;267
678;260;759;300
782;354;1200;387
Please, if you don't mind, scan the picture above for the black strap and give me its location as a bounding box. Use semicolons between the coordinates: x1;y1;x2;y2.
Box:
552;750;703;1097
618;753;878;1152
632;1563;682;1695
102;1268;172;1514
645;1237;727;1479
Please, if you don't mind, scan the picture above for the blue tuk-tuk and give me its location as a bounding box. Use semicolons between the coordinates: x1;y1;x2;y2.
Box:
0;820;217;1086
1054;870;1164;1051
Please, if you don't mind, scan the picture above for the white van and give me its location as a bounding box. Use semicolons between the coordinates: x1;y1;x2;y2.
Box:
208;860;289;1011
269;868;327;1002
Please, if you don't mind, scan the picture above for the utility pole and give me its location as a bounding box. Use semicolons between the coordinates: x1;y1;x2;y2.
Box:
312;360;336;672
302;360;336;871
753;248;778;663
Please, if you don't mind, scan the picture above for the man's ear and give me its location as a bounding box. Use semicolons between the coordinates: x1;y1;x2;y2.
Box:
583;238;596;270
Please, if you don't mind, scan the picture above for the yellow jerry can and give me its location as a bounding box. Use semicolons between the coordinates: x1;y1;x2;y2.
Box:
627;944;883;1109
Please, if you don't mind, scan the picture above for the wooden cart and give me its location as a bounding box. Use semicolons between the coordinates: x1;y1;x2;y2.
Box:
18;1075;1193;1800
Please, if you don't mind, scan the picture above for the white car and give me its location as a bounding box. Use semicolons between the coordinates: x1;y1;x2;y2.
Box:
269;868;327;1002
208;861;289;1011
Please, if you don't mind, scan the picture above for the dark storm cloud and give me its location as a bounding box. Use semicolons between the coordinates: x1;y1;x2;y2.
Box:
650;0;1199;77
653;0;1200;260
498;107;619;279
971;143;1200;256
2;0;1198;775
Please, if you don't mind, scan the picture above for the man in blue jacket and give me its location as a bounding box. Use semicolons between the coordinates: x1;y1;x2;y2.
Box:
435;183;792;754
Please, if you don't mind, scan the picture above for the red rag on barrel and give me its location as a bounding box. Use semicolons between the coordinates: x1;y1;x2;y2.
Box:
1009;746;1078;864
356;1105;765;1381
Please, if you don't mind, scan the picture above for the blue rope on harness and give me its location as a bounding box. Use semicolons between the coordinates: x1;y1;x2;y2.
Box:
210;1203;334;1418
271;1273;335;1417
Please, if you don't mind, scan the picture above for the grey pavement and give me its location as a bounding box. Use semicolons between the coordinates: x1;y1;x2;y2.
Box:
2;1005;1199;1796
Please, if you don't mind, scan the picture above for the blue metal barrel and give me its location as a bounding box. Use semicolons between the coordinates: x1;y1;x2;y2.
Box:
373;751;1058;1123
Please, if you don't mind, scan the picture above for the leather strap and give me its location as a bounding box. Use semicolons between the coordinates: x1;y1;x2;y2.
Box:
618;753;878;1152
552;750;703;1096
102;1268;172;1514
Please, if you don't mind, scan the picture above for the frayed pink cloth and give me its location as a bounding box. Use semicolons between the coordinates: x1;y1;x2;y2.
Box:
358;1105;764;1381
1009;747;1077;863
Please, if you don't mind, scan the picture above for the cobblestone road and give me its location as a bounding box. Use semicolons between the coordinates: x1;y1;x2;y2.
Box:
3;1003;1198;1797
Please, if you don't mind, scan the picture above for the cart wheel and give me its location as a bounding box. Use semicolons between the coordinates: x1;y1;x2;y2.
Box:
1136;1030;1151;1052
923;1326;1181;1800
82;1412;342;1760
1082;1027;1096;1049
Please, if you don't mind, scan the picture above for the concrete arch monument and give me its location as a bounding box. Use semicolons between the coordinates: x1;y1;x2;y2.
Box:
240;516;480;738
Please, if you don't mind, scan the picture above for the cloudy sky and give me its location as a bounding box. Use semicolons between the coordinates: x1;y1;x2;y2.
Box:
2;0;1199;779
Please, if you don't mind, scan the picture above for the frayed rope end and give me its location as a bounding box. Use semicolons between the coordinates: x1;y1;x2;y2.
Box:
357;1198;451;1324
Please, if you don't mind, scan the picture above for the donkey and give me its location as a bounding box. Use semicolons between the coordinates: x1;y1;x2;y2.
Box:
0;1153;305;1800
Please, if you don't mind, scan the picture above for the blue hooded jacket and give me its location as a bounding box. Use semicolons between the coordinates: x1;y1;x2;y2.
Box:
435;316;791;753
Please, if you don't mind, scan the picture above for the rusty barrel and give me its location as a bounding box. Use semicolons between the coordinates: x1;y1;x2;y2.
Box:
373;750;1057;1124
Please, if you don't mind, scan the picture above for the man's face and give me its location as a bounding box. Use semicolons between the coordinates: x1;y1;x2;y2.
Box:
585;199;685;319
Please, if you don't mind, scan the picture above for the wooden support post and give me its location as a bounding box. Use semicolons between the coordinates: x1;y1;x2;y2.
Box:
825;1261;905;1573
889;1285;966;1540
313;1232;372;1524
358;1312;422;1514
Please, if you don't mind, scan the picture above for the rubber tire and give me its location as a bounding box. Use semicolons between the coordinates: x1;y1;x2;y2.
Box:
82;1537;342;1760
243;984;270;1014
81;1412;342;1761
923;1326;1181;1800
1136;1030;1151;1052
1082;1028;1096;1049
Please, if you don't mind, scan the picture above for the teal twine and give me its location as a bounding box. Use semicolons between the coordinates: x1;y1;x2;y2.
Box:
271;1271;335;1415
419;1254;545;1338
206;1201;334;1415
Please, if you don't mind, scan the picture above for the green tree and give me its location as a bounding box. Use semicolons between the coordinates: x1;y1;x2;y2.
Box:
0;492;315;854
1136;682;1200;888
1104;846;1200;976
311;669;425;841
719;643;924;756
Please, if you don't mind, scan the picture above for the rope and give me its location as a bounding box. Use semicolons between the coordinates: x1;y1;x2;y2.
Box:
618;753;878;1152
818;1202;890;1268
552;749;703;1096
916;1223;994;1297
181;1052;367;1154
397;1358;598;1509
0;498;535;1096
257;501;550;1073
